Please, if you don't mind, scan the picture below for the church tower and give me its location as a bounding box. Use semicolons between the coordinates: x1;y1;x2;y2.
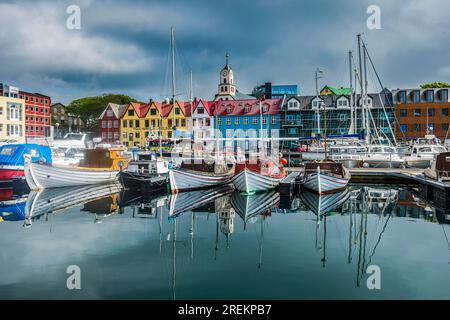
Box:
216;53;236;101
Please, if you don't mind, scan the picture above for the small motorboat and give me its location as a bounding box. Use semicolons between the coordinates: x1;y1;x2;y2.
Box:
0;144;52;187
300;161;351;195
424;152;450;181
404;144;447;169
120;151;169;191
24;147;129;190
360;145;404;168
232;158;286;194
169;157;234;193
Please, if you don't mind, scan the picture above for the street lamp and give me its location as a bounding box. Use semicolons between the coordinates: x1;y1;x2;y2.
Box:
55;122;60;138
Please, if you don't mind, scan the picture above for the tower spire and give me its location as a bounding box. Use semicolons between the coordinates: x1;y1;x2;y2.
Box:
225;52;229;67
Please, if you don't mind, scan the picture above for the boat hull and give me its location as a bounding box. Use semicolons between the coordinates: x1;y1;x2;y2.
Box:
120;171;168;191
302;170;350;195
405;158;433;169
169;168;232;193
0;166;24;181
232;169;284;194
24;156;120;190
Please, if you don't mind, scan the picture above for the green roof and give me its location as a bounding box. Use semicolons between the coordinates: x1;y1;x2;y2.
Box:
322;85;353;96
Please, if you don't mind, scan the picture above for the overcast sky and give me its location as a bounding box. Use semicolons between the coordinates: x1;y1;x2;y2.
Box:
1;0;450;104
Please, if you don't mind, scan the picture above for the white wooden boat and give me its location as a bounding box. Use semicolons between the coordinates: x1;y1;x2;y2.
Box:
301;162;350;195
24;148;129;190
169;158;234;193
232;159;286;194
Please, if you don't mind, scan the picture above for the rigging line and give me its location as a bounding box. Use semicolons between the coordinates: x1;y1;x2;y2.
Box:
362;38;405;142
442;225;450;253
161;35;172;99
366;214;391;268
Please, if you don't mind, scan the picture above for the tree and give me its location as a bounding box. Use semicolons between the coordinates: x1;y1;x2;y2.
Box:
420;82;450;89
66;94;142;130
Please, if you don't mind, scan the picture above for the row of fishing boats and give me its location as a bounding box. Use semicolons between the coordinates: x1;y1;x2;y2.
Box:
0;141;352;196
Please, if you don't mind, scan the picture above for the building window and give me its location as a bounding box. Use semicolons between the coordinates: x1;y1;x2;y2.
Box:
442;108;449;116
107;110;113;117
413;123;421;132
252;118;258;125
150;108;157;115
262;117;267;125
413;91;420;103
428;108;435;117
175;108;181;115
114;120;118;128
244;117;249;125
7;103;21;120
262;104;268;112
128;109;134;116
235;118;240;125
218;118;222;125
102;121;106;128
426;91;434;102
108;121;112;128
428;123;435;132
414;109;421;117
227;106;232;114
181;119;186;127
145;119;150;127
400;124;408;133
398;91;406;103
226;129;233;138
226;117;231;125
129;120;133;128
441;123;449;132
244;105;250;112
441;90;448;102
123;120;128;128
135;120;140;128
399;109;407;117
271;117;276;125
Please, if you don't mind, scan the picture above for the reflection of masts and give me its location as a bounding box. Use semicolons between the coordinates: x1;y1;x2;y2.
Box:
172;218;177;301
159;207;162;254
215;212;219;260
189;212;195;259
366;214;391;267
258;219;264;269
348;201;353;264
356;209;363;287
321;215;327;268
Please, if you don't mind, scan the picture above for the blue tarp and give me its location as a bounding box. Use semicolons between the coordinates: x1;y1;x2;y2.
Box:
0;202;25;221
0;144;52;166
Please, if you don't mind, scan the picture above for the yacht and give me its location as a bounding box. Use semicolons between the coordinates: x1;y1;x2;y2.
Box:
360;145;404;168
328;144;367;168
404;144;447;168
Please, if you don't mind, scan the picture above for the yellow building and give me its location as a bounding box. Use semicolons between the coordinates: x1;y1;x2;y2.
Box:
147;102;163;140
158;100;192;139
0;96;26;143
120;102;150;147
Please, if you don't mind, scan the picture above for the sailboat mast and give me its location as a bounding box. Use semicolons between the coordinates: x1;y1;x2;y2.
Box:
171;27;176;139
349;51;355;134
357;34;367;144
363;42;371;143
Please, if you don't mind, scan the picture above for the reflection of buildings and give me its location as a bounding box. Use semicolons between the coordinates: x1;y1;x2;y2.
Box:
216;195;235;237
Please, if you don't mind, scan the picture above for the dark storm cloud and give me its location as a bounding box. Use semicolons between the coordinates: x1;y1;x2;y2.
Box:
1;0;449;104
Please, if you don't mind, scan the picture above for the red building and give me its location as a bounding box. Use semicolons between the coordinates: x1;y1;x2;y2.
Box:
98;103;128;144
0;83;52;137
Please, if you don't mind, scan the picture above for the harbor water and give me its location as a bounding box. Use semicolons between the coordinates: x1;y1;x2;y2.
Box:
1;184;450;300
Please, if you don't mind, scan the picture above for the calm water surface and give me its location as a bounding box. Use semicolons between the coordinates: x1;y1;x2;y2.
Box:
1;184;449;300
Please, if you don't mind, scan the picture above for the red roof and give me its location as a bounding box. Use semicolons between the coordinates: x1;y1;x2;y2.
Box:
128;102;150;118
176;101;193;117
215;99;281;116
193;99;216;116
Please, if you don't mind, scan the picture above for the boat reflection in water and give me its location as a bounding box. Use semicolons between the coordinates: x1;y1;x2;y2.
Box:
23;183;123;227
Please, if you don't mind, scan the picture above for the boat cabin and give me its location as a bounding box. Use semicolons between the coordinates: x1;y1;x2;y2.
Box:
79;148;129;170
411;145;446;155
434;152;450;179
127;151;169;175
